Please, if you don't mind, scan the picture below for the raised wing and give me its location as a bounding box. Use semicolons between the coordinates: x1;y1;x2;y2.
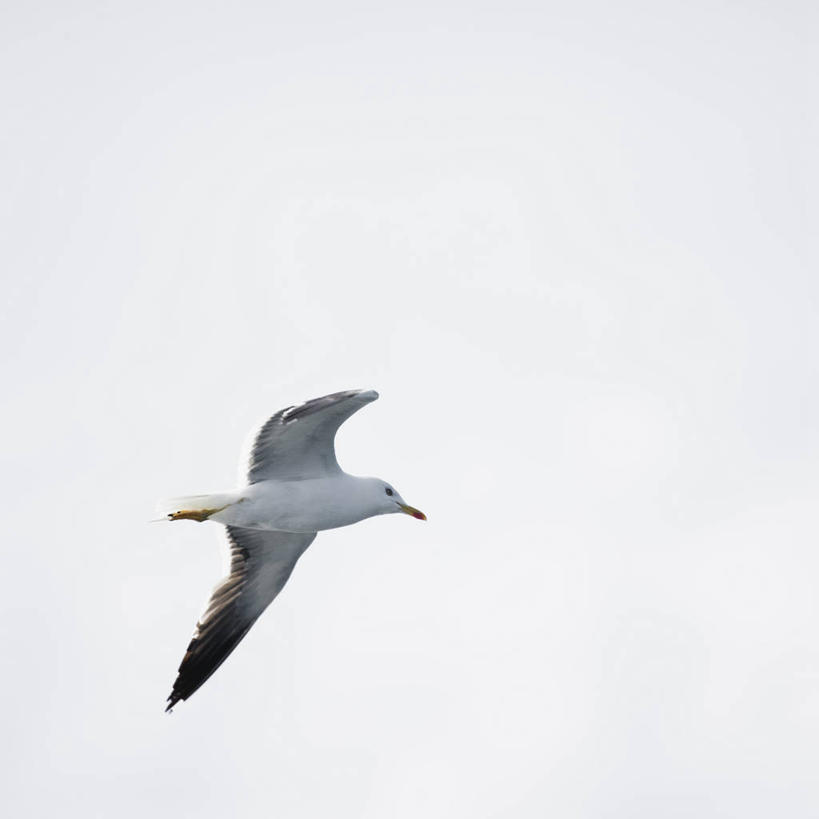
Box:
246;389;378;483
165;526;316;711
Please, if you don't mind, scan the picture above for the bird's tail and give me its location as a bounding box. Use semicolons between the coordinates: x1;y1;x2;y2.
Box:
156;492;240;522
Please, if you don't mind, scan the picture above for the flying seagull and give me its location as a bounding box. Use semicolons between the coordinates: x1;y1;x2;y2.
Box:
161;389;425;711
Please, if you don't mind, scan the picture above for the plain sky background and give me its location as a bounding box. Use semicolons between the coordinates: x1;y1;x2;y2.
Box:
2;1;818;816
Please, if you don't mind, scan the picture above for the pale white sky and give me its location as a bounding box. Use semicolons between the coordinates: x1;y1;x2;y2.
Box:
2;1;818;817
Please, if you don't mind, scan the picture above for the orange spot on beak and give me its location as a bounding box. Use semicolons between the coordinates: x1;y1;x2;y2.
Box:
399;504;427;521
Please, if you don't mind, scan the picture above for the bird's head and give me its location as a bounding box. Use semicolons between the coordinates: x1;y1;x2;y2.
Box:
367;478;426;520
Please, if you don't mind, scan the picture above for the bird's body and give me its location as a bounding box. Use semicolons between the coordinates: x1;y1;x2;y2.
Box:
161;389;425;711
207;475;405;532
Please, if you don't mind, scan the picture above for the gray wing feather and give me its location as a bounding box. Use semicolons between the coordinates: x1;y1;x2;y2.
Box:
166;526;316;711
247;389;378;482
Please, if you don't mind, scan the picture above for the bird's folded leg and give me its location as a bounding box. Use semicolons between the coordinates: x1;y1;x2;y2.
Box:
168;508;222;522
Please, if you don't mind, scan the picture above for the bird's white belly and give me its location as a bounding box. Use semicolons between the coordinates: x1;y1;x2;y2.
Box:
211;477;366;532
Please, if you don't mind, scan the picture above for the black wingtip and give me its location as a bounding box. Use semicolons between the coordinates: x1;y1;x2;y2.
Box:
165;693;181;713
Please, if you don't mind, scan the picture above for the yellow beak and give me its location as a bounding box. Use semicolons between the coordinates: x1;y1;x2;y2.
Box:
399;503;427;521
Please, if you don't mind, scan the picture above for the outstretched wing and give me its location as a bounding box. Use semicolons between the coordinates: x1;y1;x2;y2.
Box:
166;526;316;711
246;389;378;483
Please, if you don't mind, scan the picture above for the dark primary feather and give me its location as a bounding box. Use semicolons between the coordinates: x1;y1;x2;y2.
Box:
165;526;316;711
246;389;378;483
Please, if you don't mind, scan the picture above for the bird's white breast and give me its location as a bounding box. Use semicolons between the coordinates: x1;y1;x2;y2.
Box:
211;475;373;533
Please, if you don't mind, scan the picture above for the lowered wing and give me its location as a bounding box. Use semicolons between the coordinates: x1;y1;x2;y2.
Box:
165;526;316;711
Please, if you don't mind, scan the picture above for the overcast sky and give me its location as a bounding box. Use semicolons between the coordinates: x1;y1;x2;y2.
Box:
2;1;818;817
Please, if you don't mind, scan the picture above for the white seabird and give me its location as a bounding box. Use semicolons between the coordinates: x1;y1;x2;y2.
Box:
161;389;425;711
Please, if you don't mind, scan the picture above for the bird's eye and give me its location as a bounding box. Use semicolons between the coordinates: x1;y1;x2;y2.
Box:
385;488;394;496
